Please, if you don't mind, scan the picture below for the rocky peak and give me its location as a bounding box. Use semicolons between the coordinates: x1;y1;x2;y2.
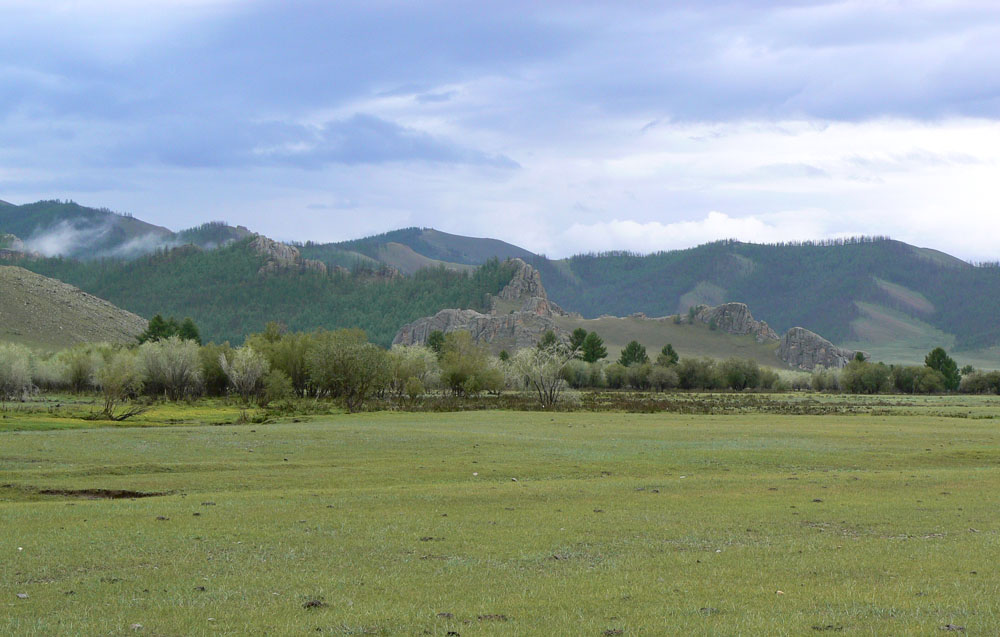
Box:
489;258;565;318
250;235;328;276
497;258;547;301
395;258;566;351
695;302;779;343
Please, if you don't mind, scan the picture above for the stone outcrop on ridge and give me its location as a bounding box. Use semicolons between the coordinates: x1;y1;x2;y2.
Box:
393;258;563;351
250;235;328;276
778;327;865;370
694;302;779;343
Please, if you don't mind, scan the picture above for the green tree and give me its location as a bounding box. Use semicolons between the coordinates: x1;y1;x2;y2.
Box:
618;340;649;367
657;343;679;367
427;330;446;357
178;317;202;345
580;332;607;363
306;333;389;411
924;347;960;391
569;328;588;353
537;330;558;350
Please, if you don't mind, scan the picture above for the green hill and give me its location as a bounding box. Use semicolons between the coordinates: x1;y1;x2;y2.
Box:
0;200;252;259
316;231;1000;362
18;240;519;347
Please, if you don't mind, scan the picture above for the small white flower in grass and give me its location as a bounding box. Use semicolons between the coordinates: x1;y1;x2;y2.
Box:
473;472;478;476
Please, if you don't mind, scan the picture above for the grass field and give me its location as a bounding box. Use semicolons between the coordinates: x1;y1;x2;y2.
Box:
3;397;1000;635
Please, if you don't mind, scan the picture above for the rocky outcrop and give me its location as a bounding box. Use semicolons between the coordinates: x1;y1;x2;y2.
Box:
0;234;40;261
250;235;328;276
394;258;564;351
393;308;559;352
487;258;565;318
495;258;546;302
695;302;779;343
777;327;864;370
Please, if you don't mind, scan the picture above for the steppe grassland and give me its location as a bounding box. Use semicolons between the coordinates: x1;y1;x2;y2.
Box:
3;400;1000;635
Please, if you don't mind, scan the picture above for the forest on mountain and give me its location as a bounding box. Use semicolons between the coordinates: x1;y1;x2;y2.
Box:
523;238;1000;350
21;241;519;346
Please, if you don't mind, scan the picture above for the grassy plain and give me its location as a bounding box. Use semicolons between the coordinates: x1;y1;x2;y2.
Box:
3;396;1000;635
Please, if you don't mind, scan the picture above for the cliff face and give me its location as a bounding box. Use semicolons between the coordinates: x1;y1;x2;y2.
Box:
778;327;865;370
393;258;564;351
695;302;779;343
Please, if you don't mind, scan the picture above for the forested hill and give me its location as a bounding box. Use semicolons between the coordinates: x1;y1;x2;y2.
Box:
0;200;252;259
20;239;520;346
527;238;1000;351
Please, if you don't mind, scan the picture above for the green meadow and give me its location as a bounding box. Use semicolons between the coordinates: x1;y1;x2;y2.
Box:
3;399;1000;635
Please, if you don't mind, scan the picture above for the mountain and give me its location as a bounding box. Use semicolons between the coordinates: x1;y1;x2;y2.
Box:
3;200;999;366
0;266;147;350
0;200;252;259
305;231;1000;365
16;238;520;347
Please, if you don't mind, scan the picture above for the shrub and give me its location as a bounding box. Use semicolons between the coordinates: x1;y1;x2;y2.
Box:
0;343;33;402
649;365;679;390
221;345;270;404
604;362;627;389
59;345;100;393
626;362;652;390
140;336;204;400
839;360;891;394
95;349;145;420
261;368;293;406
677;358;721;390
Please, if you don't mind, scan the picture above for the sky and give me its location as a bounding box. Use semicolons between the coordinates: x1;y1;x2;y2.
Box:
2;0;1000;260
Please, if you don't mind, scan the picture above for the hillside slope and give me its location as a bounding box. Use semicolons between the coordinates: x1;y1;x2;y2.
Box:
0;266;147;350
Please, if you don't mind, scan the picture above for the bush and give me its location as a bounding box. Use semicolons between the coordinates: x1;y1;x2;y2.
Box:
221;345;270;404
892;365;947;394
604;362;627;389
438;331;494;397
261;369;293;406
720;358;761;391
959;371;1000;394
811;369;840;392
560;359;591;389
839;360;891;394
140;336;204;400
199;342;233;397
95;349;145;420
60;345;100;393
306;332;390;411
626;362;652;390
676;358;721;390
649;365;679;390
0;343;33;402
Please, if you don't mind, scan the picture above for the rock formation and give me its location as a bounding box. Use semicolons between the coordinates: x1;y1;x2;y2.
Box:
393;258;564;351
0;234;40;261
250;235;328;276
695;302;779;343
777;327;864;370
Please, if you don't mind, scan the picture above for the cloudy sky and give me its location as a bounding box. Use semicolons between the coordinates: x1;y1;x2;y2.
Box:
2;0;1000;259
